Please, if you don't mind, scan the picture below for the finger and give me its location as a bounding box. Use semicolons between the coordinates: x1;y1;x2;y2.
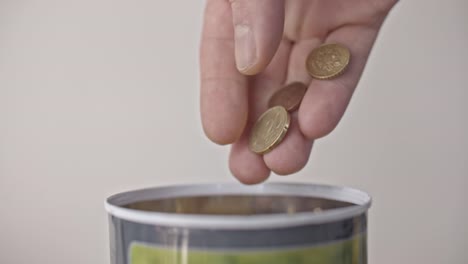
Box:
200;0;248;145
230;0;285;75
229;39;291;183
299;25;382;139
263;113;313;175
250;39;313;176
284;38;321;84
261;38;321;175
262;39;318;175
229;131;270;185
258;8;323;175
283;0;323;84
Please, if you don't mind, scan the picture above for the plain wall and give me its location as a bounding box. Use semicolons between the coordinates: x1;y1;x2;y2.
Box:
0;0;467;263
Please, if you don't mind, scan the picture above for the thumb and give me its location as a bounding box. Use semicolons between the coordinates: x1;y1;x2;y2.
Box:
230;0;285;75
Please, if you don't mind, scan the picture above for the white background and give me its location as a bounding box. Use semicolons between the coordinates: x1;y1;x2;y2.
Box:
0;0;467;263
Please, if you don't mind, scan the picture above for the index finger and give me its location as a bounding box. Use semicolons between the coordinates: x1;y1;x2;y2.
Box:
200;0;248;145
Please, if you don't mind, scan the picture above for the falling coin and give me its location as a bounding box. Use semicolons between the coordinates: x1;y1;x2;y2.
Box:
249;106;290;154
268;82;308;112
313;207;323;213
306;43;350;80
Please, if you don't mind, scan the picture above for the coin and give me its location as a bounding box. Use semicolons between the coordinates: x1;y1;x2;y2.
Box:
306;43;350;79
313;207;323;213
268;82;307;112
249;106;290;154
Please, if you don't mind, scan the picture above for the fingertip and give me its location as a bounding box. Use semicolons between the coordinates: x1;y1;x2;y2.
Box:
200;79;248;145
237;61;265;76
236;52;280;76
231;0;285;76
264;145;312;175
202;122;242;145
233;25;279;76
298;98;338;140
298;82;351;140
232;167;270;185
263;117;313;175
229;139;271;184
201;112;246;145
265;155;308;176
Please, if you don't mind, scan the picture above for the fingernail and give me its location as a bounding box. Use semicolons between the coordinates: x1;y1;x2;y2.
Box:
234;24;256;73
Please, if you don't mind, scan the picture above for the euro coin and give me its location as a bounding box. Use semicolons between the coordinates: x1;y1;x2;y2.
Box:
306;43;350;79
268;82;307;112
249;106;290;154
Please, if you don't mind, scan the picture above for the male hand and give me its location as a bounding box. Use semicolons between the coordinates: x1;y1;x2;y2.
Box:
200;0;397;184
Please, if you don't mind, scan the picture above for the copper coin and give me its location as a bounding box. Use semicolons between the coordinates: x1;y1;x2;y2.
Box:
268;82;308;112
306;43;350;79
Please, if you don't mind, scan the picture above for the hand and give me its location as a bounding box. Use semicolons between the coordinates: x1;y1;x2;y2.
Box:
200;0;397;184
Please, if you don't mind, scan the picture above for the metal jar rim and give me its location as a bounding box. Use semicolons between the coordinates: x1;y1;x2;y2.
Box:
105;182;371;230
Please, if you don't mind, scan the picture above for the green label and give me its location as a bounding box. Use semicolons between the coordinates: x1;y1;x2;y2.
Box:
130;234;365;264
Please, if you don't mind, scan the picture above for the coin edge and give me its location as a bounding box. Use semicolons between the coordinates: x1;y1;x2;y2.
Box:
267;82;308;112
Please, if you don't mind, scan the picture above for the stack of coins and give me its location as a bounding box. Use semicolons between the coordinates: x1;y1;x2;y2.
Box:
248;43;350;154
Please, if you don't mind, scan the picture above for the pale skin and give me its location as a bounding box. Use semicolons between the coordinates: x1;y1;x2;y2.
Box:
200;0;398;184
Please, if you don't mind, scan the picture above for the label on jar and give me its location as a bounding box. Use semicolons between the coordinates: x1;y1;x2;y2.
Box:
129;233;366;264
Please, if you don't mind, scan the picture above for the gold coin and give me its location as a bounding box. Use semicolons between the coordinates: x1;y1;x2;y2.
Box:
268;82;307;112
306;43;350;79
249;106;290;154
